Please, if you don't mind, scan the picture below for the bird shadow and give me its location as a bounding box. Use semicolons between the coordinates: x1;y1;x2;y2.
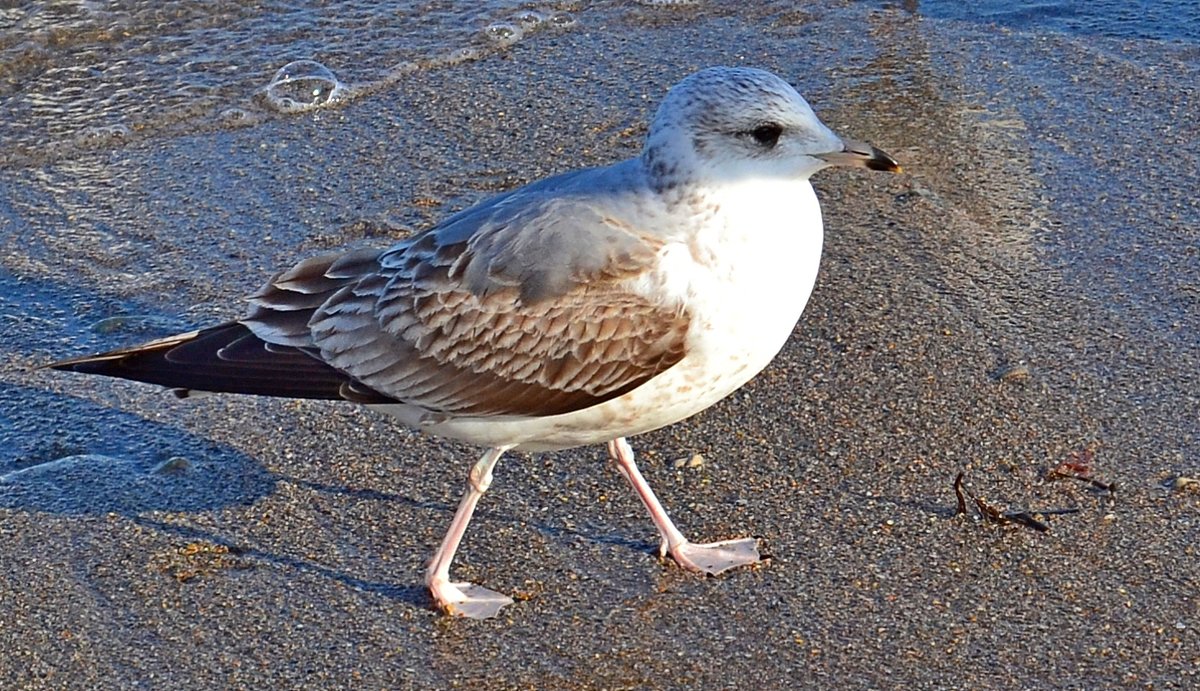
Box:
129;515;430;607
2;379;652;611
1;382;436;607
0;382;276;515
283;473;658;554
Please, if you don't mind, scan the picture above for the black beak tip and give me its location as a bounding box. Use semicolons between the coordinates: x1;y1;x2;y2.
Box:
867;149;902;173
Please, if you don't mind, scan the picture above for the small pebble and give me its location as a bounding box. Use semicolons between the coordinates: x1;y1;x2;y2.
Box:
994;363;1031;383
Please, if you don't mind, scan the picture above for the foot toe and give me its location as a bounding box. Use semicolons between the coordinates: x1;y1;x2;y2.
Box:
670;537;761;575
431;580;515;619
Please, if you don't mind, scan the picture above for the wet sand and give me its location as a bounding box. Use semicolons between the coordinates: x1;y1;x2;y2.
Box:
2;3;1197;689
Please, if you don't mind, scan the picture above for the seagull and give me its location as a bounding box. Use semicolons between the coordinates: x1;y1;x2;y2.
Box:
47;66;900;619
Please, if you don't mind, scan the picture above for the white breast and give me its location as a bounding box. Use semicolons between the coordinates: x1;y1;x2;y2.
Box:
379;178;825;452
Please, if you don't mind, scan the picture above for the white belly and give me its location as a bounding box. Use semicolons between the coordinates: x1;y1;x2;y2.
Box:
374;179;825;452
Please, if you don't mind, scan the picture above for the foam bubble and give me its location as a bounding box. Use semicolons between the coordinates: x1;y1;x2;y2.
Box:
437;47;484;67
218;107;260;127
74;124;132;148
386;61;420;79
264;60;347;114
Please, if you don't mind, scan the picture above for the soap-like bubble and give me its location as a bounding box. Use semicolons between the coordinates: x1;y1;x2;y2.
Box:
513;10;547;27
548;12;577;28
484;22;525;47
264;60;346;114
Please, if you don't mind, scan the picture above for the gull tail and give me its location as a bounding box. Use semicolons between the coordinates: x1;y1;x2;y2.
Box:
45;322;395;404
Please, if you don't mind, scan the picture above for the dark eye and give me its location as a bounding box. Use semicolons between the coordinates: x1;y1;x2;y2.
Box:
747;123;783;148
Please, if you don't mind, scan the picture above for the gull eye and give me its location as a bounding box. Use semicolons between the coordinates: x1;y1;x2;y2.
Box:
747;123;783;149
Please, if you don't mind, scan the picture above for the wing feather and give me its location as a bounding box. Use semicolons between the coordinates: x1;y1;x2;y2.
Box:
65;164;692;418
293;189;689;417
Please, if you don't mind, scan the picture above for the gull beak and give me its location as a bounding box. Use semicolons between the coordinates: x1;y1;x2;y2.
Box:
816;139;902;173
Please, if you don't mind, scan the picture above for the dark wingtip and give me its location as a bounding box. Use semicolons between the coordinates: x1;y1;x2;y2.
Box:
38;354;117;373
39;330;203;376
42;323;399;403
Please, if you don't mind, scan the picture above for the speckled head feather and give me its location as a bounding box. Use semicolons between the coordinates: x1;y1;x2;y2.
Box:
642;66;845;186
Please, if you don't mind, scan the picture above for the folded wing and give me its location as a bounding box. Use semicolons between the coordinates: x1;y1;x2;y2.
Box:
53;172;691;419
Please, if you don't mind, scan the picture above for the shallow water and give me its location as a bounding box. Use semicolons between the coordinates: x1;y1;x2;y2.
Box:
0;0;579;167
917;0;1200;43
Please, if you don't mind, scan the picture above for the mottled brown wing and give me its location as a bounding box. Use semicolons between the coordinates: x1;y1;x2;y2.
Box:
308;274;689;417
245;194;690;417
242;226;681;415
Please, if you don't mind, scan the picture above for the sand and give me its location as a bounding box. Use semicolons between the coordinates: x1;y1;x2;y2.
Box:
1;3;1197;688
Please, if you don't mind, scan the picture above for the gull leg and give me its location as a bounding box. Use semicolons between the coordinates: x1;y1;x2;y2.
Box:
607;437;760;575
424;445;516;619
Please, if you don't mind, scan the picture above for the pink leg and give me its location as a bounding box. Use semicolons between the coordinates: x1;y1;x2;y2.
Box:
424;445;515;619
607;438;760;575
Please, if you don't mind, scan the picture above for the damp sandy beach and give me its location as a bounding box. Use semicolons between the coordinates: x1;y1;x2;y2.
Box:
1;2;1197;688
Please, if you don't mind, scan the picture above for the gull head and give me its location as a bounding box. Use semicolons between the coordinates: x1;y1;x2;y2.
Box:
642;66;900;188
